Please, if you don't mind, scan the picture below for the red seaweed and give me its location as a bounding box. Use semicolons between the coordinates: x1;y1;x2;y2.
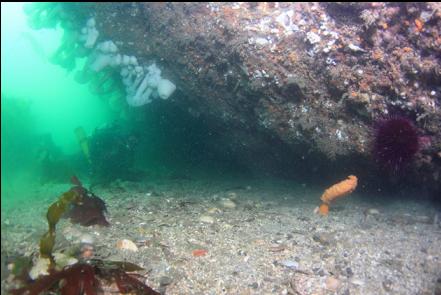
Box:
113;271;160;294
10;263;99;295
65;176;110;227
11;260;160;295
66;194;109;226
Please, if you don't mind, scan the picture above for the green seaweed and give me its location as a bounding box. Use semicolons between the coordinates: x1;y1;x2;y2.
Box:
39;189;81;264
11;263;99;295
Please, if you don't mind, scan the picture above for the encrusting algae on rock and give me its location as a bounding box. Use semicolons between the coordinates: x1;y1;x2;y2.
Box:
315;175;358;216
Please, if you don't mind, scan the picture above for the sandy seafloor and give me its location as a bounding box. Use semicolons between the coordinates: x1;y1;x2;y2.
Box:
1;175;441;295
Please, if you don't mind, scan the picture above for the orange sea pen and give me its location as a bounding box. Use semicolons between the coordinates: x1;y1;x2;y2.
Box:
316;175;358;216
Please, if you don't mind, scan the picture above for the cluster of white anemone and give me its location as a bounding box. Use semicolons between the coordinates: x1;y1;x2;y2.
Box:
78;18;177;107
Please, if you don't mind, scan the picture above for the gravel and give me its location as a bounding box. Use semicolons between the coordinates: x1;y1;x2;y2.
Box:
2;177;441;294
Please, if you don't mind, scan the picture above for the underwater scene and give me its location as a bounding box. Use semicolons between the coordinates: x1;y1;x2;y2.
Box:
1;2;441;295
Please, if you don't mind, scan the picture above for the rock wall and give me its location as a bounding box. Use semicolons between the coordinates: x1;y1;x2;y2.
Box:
27;2;441;197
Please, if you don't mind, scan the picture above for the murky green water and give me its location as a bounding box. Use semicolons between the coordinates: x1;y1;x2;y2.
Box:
1;3;440;294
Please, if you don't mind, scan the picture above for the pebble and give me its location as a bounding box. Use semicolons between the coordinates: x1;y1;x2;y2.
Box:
312;233;335;246
220;198;237;209
227;192;238;199
237;249;247;256
344;267;354;277
192;249;208;257
62;227;82;241
53;252;78;268
269;244;286;252
383;279;393;291
223;223;233;229
381;258;403;271
199;215;215;224
159;276;173;286
415;215;432;224
325;276;341;291
280;260;299;270
80;233;94;244
207;207;221;214
351;278;365;286
366;208;380;215
348;43;366;52
306;31;321;44
434;277;441;295
116;239;138;252
81;244;94;259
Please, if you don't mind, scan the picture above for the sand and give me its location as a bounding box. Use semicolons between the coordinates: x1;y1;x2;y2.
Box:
1;176;440;294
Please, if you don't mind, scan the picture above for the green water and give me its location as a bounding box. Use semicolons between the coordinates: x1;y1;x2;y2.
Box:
0;2;245;210
1;3;115;207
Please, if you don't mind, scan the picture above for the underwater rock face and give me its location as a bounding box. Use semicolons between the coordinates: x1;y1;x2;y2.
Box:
27;2;441;196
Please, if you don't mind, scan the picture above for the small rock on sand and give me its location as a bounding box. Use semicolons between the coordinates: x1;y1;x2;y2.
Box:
220;198;237;209
200;215;215;224
116;239;138;252
207;207;221;214
366;208;380;215
312;233;335;246
159;276;173;286
325;276;341;291
227;192;238;199
80;233;94;244
280;260;299;270
29;257;50;280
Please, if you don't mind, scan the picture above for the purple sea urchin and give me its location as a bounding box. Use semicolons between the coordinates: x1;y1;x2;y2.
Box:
373;116;420;171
